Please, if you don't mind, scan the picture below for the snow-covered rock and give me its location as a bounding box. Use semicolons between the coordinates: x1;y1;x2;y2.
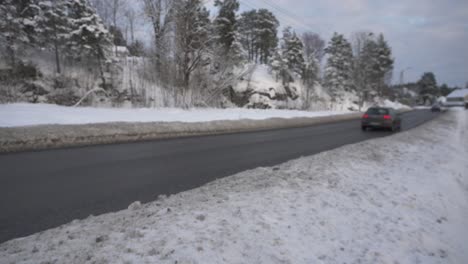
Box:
232;64;302;109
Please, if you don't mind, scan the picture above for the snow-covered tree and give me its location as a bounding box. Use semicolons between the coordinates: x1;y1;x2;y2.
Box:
238;9;278;64
213;0;245;66
256;9;279;64
0;0;40;67
67;0;113;86
417;72;439;105
270;29;305;85
283;32;305;78
270;47;289;84
324;33;354;96
36;0;72;74
238;10;256;62
357;33;394;97
350;31;374;109
281;26;293;49
375;34;394;88
418;72;438;95
214;0;239;53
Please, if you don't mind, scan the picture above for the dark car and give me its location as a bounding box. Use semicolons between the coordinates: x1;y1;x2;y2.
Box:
361;107;402;132
431;104;442;112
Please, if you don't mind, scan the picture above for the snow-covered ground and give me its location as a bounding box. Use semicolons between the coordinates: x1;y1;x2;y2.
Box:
1;109;467;263
0;103;353;127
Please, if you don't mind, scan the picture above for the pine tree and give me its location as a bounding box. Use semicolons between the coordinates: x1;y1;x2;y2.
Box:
418;72;438;95
238;9;278;64
283;32;305;78
238;10;257;62
214;0;239;54
281;26;293;49
256;9;279;64
0;0;40;67
361;38;380;91
109;25;126;46
67;0;113;87
357;33;394;97
270;30;306;87
128;40;145;57
213;0;244;66
36;0;72;74
228;31;246;64
375;34;394;91
324;33;354;96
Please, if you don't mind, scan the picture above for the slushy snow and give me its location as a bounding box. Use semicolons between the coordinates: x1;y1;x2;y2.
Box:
1;110;466;264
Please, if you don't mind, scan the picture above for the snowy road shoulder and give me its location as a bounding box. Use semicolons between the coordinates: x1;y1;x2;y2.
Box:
0;103;352;127
0;103;362;153
1;109;467;264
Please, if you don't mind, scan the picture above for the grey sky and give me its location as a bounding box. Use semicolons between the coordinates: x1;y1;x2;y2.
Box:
205;0;468;87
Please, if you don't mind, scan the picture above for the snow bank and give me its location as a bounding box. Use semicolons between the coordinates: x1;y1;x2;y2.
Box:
0;110;361;153
1;110;467;264
0;103;350;127
380;99;412;110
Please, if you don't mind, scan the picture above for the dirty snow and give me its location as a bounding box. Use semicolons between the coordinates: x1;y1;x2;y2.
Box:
1;110;467;264
0;103;352;127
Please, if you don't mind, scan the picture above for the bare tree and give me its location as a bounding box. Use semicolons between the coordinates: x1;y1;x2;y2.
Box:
142;0;174;77
173;0;211;89
125;8;138;44
111;0;125;31
300;32;324;109
89;0;111;25
301;32;325;62
350;31;374;110
350;31;373;57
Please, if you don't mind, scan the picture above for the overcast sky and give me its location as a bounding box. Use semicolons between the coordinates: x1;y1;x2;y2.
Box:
204;0;468;87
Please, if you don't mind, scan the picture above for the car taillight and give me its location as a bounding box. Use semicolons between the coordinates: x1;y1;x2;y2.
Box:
362;114;369;119
383;115;392;120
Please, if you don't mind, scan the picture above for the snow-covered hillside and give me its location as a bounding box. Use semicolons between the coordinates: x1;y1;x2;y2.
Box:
231;64;410;112
1;110;466;264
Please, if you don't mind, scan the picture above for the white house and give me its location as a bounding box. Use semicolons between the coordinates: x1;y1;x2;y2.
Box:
445;88;468;107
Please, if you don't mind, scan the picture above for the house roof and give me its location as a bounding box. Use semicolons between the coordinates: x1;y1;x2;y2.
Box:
447;88;468;98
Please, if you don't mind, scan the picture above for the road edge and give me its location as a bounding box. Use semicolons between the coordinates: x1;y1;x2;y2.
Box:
0;110;413;154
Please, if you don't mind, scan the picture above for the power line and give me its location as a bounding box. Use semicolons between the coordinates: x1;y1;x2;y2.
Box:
256;0;314;30
238;0;316;33
249;0;331;34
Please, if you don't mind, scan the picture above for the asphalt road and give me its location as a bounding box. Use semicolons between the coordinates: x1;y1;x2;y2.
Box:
0;110;440;243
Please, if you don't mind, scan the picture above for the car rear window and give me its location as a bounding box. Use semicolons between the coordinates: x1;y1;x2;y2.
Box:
366;108;389;115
